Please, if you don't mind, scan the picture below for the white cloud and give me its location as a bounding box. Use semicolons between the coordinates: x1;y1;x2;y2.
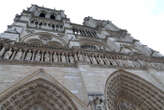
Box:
0;0;164;54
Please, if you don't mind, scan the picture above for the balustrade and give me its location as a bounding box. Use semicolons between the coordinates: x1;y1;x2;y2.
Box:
29;18;64;32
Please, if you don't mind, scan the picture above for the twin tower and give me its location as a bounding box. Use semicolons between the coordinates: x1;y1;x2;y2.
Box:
0;5;164;110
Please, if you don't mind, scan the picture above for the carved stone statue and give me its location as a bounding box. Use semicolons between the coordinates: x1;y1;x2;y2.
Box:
85;54;91;64
104;56;109;65
74;53;78;61
96;56;103;64
69;55;74;63
88;95;107;110
118;100;137;110
15;49;23;60
44;52;50;62
79;53;83;61
61;53;66;63
92;55;98;64
53;52;58;63
25;50;32;61
0;47;5;57
4;48;13;60
35;51;41;62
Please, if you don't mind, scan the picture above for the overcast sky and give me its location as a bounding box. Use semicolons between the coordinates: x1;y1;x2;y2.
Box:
0;0;164;54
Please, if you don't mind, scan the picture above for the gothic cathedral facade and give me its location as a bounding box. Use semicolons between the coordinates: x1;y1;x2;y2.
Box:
0;5;164;110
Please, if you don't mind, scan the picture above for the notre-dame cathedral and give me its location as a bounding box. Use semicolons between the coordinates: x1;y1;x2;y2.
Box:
0;4;164;110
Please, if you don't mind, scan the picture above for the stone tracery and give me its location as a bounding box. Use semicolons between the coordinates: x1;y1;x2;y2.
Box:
105;70;164;110
0;78;77;110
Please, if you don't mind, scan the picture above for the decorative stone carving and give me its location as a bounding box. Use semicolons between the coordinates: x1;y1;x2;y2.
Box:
118;100;137;110
15;49;23;60
61;53;66;63
0;47;5;57
69;55;74;63
53;52;58;62
25;50;32;61
88;95;107;110
4;48;13;60
35;50;41;62
44;51;50;62
0;79;77;110
91;55;97;64
105;70;164;110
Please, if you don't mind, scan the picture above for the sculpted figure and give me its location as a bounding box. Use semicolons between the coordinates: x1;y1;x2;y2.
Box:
74;53;78;61
15;49;23;60
96;55;103;64
104;56;110;65
61;53;66;63
53;52;58;63
91;55;97;64
0;47;5;57
4;48;13;60
79;53;83;61
35;51;41;62
44;52;50;62
85;54;90;64
69;55;74;63
25;50;32;61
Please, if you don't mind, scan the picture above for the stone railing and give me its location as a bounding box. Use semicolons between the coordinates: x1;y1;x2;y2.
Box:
0;39;164;70
29;16;64;32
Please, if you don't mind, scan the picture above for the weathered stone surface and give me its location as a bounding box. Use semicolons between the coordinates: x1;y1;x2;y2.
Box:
0;4;164;110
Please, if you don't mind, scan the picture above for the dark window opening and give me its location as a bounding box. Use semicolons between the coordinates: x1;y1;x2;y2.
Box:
81;45;97;50
52;24;55;28
39;13;46;18
30;20;34;24
35;22;38;25
50;15;56;20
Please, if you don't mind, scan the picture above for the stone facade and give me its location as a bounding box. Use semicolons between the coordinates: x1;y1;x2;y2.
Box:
0;5;164;110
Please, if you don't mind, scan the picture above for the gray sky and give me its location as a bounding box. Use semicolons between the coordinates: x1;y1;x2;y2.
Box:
0;0;164;54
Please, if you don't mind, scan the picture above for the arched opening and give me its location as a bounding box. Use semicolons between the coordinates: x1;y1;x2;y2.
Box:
21;32;67;48
105;70;164;110
0;78;77;110
50;14;56;20
39;13;46;18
